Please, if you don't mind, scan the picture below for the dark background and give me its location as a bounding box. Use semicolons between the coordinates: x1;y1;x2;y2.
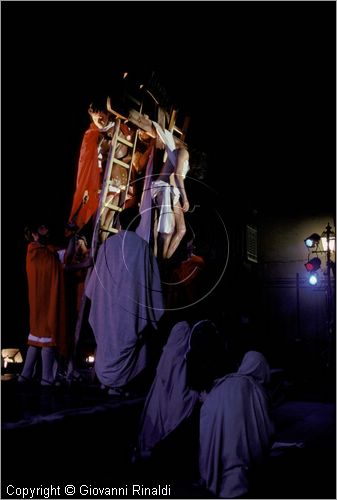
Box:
2;2;336;347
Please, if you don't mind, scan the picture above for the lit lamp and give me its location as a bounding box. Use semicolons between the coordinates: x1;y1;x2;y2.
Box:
321;224;336;252
1;349;23;377
85;354;95;365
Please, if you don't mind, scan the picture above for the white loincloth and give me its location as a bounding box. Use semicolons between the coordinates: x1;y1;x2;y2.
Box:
151;180;180;234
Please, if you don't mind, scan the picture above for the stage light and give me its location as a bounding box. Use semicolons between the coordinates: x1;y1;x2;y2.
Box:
1;348;23;368
86;355;95;364
304;257;321;272
308;274;318;286
304;233;321;249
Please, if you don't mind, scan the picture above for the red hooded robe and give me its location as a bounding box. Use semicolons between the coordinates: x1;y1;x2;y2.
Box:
68;123;101;229
26;242;68;357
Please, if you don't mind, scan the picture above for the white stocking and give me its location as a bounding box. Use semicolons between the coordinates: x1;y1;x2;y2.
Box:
41;347;57;385
19;346;40;381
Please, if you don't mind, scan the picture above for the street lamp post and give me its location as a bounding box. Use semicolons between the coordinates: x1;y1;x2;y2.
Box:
323;223;335;369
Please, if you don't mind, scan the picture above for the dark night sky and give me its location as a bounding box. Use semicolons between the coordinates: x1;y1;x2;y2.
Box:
2;2;336;346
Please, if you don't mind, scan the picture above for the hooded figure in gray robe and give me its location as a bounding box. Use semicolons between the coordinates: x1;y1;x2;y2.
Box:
85;208;164;391
199;351;274;498
137;320;200;458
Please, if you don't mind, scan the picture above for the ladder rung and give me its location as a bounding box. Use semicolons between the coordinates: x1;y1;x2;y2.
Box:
100;226;119;234
117;136;133;147
113;158;130;169
104;202;122;212
125;93;141;106
107;181;127;191
172;125;183;135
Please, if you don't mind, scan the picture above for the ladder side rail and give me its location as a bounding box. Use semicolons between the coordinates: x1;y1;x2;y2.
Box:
118;128;139;209
90;119;122;258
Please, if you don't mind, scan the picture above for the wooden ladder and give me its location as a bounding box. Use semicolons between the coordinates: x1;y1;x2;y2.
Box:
90;119;138;258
